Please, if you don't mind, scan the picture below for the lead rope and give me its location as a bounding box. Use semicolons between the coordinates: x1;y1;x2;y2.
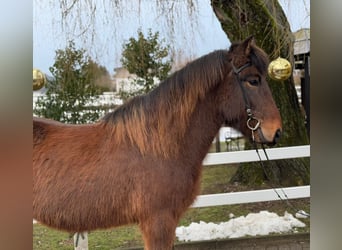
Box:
252;141;310;218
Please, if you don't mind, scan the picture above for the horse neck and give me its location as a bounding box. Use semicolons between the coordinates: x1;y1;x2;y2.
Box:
147;53;229;160
179;87;225;163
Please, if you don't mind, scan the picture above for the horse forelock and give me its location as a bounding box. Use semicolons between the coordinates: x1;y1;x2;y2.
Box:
229;41;269;75
101;50;230;158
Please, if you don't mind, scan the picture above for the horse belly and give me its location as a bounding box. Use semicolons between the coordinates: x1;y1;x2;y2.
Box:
33;182;136;232
33;166;137;232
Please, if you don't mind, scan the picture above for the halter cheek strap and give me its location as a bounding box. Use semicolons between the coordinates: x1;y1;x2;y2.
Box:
232;62;252;114
231;61;261;142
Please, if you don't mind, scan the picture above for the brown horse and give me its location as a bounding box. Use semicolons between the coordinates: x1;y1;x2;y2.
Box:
33;36;282;249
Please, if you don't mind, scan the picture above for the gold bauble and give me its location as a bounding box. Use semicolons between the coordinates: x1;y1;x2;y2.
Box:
33;68;46;90
267;57;292;81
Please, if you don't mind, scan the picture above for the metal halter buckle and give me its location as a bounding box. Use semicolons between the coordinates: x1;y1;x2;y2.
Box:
247;116;260;142
246;117;260;131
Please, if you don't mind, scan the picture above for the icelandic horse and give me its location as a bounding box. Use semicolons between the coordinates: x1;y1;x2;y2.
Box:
33;36;282;249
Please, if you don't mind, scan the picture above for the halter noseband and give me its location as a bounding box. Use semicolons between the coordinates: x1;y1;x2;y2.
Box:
232;61;261;141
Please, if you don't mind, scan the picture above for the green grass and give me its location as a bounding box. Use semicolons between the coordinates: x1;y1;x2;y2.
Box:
33;224;143;250
33;163;310;249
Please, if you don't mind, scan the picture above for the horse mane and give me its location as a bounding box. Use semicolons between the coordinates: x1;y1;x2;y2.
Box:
101;43;268;158
101;50;230;158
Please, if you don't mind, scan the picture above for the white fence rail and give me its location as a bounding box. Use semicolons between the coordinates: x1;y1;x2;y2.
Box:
203;145;310;165
193;185;310;208
193;145;310;208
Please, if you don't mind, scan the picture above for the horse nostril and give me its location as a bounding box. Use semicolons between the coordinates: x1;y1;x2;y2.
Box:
274;129;282;143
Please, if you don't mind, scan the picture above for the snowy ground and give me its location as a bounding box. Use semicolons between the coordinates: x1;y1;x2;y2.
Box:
176;210;306;242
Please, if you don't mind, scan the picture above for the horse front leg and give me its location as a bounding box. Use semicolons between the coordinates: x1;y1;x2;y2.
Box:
139;212;178;250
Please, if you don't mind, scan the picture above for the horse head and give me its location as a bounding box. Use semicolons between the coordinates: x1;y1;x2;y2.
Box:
222;36;282;145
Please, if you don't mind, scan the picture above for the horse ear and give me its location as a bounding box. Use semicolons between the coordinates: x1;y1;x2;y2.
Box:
242;35;255;55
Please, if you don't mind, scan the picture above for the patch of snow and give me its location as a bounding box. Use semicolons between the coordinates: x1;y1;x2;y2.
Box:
176;210;306;242
295;210;310;218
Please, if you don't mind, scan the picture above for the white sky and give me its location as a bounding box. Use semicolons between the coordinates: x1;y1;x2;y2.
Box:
33;0;310;75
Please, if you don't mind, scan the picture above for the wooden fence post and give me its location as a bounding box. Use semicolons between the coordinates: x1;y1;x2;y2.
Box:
74;232;88;250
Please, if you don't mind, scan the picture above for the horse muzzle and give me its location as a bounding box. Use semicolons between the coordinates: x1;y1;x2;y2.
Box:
254;127;282;146
247;117;282;146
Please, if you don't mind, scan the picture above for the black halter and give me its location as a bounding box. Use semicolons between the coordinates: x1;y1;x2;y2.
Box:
231;62;260;141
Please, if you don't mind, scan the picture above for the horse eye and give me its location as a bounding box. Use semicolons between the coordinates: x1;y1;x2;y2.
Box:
248;79;259;86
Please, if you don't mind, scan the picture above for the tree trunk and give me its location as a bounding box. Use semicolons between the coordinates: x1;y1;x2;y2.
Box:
211;0;309;186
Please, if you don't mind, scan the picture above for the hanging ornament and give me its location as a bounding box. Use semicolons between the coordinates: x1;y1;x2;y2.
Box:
267;57;292;81
33;68;46;90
